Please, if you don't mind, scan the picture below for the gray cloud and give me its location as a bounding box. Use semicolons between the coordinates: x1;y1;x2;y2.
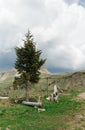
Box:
0;49;16;71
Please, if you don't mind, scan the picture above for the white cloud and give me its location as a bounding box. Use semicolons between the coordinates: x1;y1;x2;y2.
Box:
0;0;85;72
32;0;85;72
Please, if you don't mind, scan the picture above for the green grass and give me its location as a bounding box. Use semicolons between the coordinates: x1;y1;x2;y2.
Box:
0;71;85;129
0;92;85;130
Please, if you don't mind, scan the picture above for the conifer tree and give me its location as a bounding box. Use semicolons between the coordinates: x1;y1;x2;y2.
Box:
13;30;45;101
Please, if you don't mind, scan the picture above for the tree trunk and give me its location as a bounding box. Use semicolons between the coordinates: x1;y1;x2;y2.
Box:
25;82;30;102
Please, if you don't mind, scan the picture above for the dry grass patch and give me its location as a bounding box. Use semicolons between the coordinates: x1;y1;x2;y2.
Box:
78;92;85;100
0;99;12;107
67;113;85;130
73;92;85;101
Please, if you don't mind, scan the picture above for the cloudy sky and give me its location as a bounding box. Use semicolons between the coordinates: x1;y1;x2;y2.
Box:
0;0;85;73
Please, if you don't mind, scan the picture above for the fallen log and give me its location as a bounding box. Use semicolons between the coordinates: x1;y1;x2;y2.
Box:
22;101;43;107
0;96;9;99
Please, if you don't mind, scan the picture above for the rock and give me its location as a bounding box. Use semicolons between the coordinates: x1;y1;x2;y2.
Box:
38;108;46;112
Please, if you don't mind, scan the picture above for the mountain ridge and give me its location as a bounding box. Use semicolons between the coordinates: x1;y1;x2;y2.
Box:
0;69;85;91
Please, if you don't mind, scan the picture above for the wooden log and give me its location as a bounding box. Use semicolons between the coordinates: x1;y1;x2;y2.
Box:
0;96;9;99
22;101;43;107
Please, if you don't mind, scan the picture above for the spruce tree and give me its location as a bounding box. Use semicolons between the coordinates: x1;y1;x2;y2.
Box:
13;30;45;101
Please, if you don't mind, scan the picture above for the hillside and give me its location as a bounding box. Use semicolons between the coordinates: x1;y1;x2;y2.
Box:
0;70;85;130
56;71;85;91
0;69;85;88
0;69;85;96
0;69;52;97
0;68;50;84
0;70;85;87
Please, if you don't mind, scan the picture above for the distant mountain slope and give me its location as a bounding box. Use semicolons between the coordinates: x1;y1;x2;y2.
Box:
55;71;85;91
0;69;85;91
0;68;51;83
0;70;17;82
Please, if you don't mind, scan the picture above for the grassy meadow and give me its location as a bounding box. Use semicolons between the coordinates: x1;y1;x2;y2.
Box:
0;90;85;130
0;71;85;129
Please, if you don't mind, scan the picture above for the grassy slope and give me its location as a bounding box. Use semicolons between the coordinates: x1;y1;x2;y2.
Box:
0;91;85;130
0;71;85;129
